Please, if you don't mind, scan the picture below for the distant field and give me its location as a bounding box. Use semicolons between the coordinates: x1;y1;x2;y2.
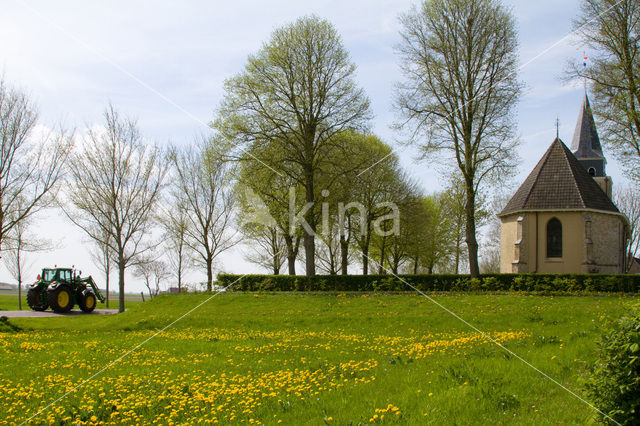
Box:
0;293;634;424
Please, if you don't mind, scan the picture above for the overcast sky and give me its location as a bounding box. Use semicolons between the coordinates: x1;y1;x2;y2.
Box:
0;0;630;292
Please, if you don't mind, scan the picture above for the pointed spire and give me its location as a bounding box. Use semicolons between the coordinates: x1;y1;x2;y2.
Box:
571;93;604;159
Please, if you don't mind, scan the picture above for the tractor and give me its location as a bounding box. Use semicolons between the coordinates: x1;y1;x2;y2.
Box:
26;267;104;313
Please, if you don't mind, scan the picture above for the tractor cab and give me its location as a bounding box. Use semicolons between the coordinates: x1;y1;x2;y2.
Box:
39;268;73;283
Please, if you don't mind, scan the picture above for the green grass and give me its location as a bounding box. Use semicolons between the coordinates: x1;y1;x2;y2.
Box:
0;293;142;311
0;293;27;310
0;293;634;424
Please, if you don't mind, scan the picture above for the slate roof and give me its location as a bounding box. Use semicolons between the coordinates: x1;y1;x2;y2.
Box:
571;94;605;160
499;138;620;216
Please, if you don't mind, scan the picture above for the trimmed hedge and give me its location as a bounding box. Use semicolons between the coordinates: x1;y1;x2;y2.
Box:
217;273;640;293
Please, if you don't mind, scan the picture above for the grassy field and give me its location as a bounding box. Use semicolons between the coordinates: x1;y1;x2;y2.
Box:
0;293;143;311
0;293;635;424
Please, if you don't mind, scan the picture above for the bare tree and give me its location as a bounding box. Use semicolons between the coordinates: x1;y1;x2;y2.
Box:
64;105;167;312
151;259;168;295
395;0;522;277
241;224;286;275
216;15;372;276
170;139;236;291
0;77;72;252
158;198;191;291
615;186;640;272
316;220;342;275
479;188;512;273
567;0;640;182
135;256;168;298
3;212;54;309
89;229;112;308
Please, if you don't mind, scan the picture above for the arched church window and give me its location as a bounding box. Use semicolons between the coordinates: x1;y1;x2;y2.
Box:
588;167;596;176
547;218;562;258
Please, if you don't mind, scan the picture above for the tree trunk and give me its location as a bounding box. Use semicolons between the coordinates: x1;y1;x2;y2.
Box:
118;259;125;313
413;258;418;274
455;244;460;274
378;235;386;274
340;235;348;275
18;278;22;310
465;187;480;277
285;235;296;275
272;229;280;275
105;270;110;309
17;249;22;310
303;228;315;276
206;257;213;291
361;222;371;275
177;248;182;291
303;164;316;276
362;246;369;275
454;216;462;274
330;245;338;275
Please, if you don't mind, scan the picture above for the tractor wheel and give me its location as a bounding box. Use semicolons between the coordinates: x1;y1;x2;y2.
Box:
79;291;97;313
47;285;74;313
27;289;48;311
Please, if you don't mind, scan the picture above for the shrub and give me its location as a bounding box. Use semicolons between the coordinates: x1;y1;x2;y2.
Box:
585;305;640;424
216;273;640;294
469;278;483;292
510;276;524;291
482;276;500;291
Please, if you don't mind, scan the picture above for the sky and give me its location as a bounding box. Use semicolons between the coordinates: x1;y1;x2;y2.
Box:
0;0;631;292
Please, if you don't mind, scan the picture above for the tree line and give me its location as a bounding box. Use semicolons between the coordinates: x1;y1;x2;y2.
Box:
1;0;639;312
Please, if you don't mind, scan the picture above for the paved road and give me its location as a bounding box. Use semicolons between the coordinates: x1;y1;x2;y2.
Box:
0;309;120;318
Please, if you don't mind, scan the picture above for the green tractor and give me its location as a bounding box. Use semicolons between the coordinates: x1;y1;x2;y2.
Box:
26;267;104;313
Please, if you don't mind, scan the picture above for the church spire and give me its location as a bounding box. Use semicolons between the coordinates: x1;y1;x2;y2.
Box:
571;93;604;160
571;93;607;178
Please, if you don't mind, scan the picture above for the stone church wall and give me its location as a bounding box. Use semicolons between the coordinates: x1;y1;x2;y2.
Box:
588;212;625;273
500;214;522;273
499;210;626;274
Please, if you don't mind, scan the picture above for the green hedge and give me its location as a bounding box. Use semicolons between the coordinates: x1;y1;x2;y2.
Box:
216;273;640;293
585;304;640;424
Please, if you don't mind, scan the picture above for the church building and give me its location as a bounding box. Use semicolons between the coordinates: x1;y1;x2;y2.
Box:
498;94;629;274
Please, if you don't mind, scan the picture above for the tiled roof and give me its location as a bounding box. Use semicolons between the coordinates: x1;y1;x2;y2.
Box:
499;138;619;216
571;94;605;159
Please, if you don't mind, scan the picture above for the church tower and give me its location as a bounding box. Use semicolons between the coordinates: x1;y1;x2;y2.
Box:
498;94;629;274
571;93;613;198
